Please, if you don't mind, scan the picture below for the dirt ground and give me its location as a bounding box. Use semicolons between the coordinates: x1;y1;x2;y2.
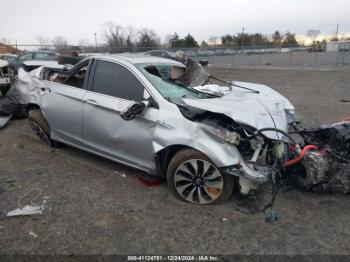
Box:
0;66;350;255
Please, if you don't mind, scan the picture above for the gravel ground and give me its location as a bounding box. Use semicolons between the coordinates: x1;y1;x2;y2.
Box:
0;66;350;255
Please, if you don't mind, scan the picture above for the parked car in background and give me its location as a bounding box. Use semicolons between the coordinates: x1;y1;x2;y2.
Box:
144;50;176;59
0;54;17;62
144;50;209;66
8;51;59;74
0;59;12;95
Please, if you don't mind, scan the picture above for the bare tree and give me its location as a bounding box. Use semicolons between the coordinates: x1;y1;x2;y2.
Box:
51;35;68;51
124;26;138;48
307;29;321;42
137;28;160;48
0;37;11;45
101;22;126;47
35;35;50;50
163;34;173;47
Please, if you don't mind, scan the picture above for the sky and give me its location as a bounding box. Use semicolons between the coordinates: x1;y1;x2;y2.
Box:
0;0;349;46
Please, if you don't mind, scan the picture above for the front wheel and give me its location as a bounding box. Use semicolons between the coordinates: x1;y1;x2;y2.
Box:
167;149;234;205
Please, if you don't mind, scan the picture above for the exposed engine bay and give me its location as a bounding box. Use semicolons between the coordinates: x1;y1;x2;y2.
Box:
178;101;350;221
292;122;350;193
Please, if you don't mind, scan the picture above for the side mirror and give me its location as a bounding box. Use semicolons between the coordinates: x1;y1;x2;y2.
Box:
121;101;149;121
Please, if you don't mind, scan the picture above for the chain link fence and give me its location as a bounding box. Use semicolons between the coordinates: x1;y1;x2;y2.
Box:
5;44;350;67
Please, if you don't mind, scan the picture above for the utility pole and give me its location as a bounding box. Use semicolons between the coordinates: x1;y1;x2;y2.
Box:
336;24;339;40
94;33;97;49
241;27;245;51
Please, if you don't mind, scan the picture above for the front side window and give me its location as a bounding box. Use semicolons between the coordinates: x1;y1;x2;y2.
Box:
46;61;88;89
92;61;144;101
63;66;87;89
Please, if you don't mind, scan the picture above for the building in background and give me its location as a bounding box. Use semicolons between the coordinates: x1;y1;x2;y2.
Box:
327;40;350;52
0;43;18;54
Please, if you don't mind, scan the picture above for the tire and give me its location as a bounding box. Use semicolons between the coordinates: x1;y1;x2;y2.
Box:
28;110;60;147
167;149;234;205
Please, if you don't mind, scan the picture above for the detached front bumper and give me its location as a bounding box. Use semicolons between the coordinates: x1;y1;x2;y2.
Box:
222;162;269;195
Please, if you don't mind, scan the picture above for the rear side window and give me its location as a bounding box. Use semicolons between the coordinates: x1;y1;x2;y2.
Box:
92;61;144;101
35;53;49;59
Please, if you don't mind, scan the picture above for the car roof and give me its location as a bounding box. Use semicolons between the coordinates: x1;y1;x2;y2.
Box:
1;53;17;57
25;51;57;54
93;53;185;67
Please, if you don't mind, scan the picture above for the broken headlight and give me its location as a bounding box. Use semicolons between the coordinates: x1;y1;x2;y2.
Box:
285;109;299;124
200;124;241;145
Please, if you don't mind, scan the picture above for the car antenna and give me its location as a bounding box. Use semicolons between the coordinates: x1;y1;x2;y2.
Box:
209;75;260;94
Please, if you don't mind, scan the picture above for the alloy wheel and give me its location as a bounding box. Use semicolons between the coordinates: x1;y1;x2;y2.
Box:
174;159;224;204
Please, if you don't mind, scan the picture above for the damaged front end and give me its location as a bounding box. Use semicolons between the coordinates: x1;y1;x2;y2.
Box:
178;103;293;196
174;59;350;203
289;122;350;193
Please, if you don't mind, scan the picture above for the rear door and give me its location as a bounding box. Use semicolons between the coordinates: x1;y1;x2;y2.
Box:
41;60;91;146
82;59;158;171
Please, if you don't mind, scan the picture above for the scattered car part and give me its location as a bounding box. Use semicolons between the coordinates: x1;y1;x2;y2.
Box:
0;83;28;128
7;204;44;217
6;188;47;217
0;114;12;128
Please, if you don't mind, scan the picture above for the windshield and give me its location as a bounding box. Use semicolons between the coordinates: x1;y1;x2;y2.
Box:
138;64;211;104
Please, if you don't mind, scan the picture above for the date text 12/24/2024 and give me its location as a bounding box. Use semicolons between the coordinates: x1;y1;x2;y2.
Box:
127;256;220;261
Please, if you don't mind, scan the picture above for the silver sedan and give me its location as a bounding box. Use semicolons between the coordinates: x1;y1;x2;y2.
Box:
21;54;298;204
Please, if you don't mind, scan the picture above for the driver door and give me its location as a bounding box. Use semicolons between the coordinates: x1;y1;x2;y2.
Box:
41;61;90;146
82;60;158;171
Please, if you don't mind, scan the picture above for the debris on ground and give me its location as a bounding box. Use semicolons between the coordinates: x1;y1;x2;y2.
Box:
6;188;48;217
7;204;44;217
28;230;38;238
114;170;127;178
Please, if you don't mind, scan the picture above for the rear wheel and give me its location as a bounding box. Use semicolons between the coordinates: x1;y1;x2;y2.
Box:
167;149;234;204
28;110;60;147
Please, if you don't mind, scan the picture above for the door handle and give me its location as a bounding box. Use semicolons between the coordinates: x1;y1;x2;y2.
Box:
85;99;99;106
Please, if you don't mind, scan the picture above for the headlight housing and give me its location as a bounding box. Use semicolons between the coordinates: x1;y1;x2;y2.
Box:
285;109;299;124
200;123;241;145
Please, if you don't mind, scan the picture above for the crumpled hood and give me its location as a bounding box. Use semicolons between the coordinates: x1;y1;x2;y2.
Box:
185;81;295;140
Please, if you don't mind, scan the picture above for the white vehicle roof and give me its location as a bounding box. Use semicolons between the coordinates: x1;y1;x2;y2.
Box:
93;54;185;67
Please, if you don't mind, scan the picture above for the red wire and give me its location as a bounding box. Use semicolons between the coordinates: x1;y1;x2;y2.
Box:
283;145;319;168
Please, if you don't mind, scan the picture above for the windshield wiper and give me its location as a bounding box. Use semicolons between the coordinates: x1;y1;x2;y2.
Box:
209;75;260;94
